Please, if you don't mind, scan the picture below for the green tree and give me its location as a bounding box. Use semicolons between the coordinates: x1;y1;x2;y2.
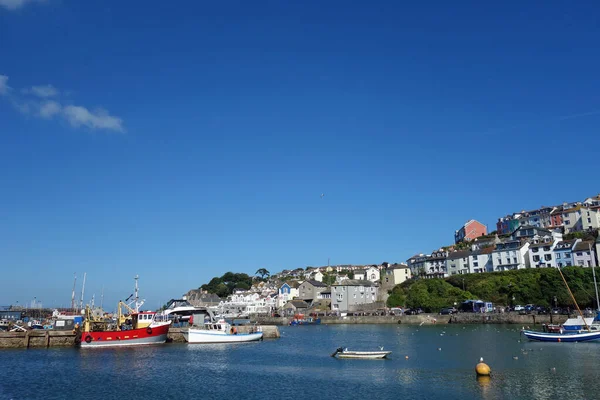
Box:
255;268;270;279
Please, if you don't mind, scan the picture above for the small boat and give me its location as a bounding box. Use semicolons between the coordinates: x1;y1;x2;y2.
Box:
522;329;600;342
183;318;263;344
331;347;392;359
289;313;321;326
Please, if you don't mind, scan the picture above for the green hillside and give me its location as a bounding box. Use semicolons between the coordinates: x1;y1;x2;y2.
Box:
387;267;600;311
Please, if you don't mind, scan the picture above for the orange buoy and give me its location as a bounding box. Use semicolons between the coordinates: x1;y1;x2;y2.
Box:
476;357;491;376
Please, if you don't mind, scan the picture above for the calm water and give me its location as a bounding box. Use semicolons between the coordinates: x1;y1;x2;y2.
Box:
2;324;600;400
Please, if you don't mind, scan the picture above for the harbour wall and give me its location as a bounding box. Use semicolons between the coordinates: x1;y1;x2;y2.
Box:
0;330;77;349
257;313;571;326
0;325;281;348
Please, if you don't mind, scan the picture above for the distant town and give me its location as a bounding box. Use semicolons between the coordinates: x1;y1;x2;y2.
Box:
180;193;600;318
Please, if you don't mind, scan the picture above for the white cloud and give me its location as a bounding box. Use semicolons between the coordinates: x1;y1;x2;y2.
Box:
0;0;29;10
23;84;59;98
1;73;125;132
0;74;11;95
0;0;43;10
63;105;124;132
39;100;61;118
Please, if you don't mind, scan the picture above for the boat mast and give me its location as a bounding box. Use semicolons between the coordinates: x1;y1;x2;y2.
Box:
590;242;600;312
79;272;87;312
557;267;590;332
71;273;77;312
100;285;104;310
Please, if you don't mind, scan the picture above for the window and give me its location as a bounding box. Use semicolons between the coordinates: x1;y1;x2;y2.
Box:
544;247;551;251
577;252;583;256
556;253;561;259
513;257;518;264
545;254;552;261
353;294;356;299
337;294;343;300
588;218;592;223
565;253;571;258
565;220;570;225
566;262;572;267
533;255;540;262
532;248;539;253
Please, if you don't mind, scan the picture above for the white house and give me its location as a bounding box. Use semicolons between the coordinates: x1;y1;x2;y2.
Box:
277;281;300;309
353;269;366;281
364;266;380;282
492;240;530;271
468;246;495;273
312;270;324;282
528;239;559;268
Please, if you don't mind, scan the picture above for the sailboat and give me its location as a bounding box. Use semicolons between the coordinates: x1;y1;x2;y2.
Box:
522;257;600;342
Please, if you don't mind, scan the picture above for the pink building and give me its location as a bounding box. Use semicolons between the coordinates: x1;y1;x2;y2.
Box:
455;220;487;243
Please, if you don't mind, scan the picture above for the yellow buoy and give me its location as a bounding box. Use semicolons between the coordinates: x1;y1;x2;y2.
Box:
476;357;491;376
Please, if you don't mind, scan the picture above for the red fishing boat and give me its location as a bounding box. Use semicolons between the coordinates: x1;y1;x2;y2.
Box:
79;301;171;348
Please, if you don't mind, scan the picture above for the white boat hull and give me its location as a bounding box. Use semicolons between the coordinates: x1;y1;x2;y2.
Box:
336;351;392;359
183;329;263;344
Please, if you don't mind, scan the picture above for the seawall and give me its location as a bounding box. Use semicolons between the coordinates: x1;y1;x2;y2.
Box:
256;313;570;326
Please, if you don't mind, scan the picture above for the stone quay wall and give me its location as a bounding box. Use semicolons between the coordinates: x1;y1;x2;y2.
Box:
256;313;570;326
0;330;77;349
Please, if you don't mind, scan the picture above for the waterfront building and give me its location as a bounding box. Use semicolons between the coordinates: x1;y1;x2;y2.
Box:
455;220;487;243
572;241;597;267
445;250;471;275
277;281;300;309
596;236;600;268
562;205;583;233
528;237;560;268
582;207;600;231
298;280;328;303
425;249;448;278
407;253;429;279
330;280;378;313
554;239;581;267
492;240;530;271
281;299;309;317
468;246;495;273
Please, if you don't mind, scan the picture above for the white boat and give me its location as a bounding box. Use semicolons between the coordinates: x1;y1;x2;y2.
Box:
331;347;392;359
159;298;212;324
183;319;263;344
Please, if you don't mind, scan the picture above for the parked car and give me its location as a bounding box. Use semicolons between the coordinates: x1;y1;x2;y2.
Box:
513;305;525;311
551;307;561;314
536;306;549;315
440;307;456;315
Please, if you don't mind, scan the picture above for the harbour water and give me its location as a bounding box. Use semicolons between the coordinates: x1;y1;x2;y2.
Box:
2;324;600;400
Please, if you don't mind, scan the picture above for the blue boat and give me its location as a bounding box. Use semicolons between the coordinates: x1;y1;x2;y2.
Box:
289;314;321;326
522;328;600;342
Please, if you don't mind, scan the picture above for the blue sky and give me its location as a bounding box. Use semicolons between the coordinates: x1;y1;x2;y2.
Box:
1;1;599;309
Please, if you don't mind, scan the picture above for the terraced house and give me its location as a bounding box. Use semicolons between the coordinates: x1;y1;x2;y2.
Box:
492;239;530;271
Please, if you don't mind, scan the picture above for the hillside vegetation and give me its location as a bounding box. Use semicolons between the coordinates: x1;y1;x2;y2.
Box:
387;267;600;311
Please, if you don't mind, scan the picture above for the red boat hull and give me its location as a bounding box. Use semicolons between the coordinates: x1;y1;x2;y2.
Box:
80;323;171;348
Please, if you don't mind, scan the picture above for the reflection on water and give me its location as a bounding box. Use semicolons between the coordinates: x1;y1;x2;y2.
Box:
2;324;600;399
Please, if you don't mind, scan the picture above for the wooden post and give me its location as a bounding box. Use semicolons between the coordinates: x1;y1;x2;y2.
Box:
46;331;50;348
24;330;30;348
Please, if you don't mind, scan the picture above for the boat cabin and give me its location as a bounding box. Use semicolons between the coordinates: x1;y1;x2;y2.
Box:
132;311;156;328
